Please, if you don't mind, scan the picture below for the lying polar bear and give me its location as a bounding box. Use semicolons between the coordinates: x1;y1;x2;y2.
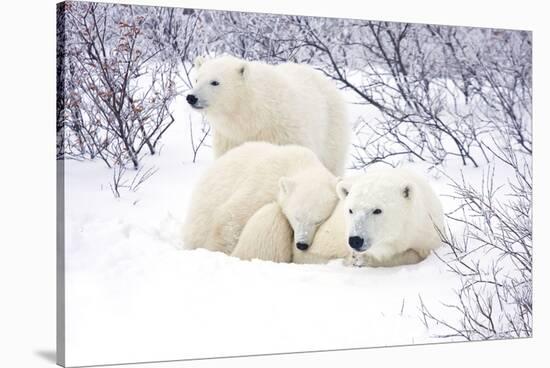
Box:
336;168;445;267
233;200;350;264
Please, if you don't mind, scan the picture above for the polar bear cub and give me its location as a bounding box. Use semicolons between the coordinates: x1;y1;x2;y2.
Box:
336;168;445;267
292;200;349;264
185;55;350;175
233;200;350;264
183;142;339;256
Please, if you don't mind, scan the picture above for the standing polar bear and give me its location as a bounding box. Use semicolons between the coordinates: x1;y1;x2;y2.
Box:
183;142;339;256
336;168;445;267
185;55;350;175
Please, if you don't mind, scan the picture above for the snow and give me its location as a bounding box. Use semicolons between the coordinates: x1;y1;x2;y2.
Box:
63;87;474;367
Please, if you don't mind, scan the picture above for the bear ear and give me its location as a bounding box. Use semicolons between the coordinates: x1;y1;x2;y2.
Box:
336;179;351;200
278;177;295;196
194;55;206;69
402;184;412;199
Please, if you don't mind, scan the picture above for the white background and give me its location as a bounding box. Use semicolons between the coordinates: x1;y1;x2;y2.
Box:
0;0;547;367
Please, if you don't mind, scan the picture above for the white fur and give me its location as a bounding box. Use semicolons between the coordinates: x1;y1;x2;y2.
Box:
231;202;293;263
293;200;350;264
188;55;350;175
336;168;445;267
183;142;339;255
230;200;350;265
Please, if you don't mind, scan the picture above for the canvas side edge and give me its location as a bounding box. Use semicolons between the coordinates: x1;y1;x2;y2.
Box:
56;2;67;367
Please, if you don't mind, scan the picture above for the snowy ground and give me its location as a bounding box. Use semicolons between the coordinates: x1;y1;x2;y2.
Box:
63;89;474;367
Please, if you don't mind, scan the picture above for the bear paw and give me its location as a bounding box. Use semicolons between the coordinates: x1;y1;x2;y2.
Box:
344;252;368;267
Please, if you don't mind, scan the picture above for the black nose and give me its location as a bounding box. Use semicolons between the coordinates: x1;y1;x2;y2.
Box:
296;242;309;251
186;94;198;106
348;236;364;251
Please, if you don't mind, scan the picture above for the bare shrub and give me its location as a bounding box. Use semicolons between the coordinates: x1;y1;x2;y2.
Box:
110;162;159;199
280;19;531;169
419;139;532;339
188;115;211;163
61;2;177;170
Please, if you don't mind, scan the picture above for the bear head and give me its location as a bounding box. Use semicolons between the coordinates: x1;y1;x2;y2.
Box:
277;168;339;252
186;55;247;118
336;170;415;253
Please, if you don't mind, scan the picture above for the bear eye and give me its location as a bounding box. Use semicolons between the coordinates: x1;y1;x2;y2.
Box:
210;80;220;86
348;209;353;214
373;209;382;215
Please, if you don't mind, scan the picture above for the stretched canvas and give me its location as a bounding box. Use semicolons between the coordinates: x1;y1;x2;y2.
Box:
56;1;532;366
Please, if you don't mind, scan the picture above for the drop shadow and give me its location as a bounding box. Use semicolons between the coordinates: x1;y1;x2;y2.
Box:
35;350;57;364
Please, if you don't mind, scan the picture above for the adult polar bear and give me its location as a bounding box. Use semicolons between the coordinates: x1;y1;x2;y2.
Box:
337;168;445;267
186;55;350;175
183;142;339;256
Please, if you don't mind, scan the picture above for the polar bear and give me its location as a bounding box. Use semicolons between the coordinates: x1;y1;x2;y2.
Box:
231;199;349;265
185;55;350;175
292;200;350;264
335;168;445;267
183;142;339;255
